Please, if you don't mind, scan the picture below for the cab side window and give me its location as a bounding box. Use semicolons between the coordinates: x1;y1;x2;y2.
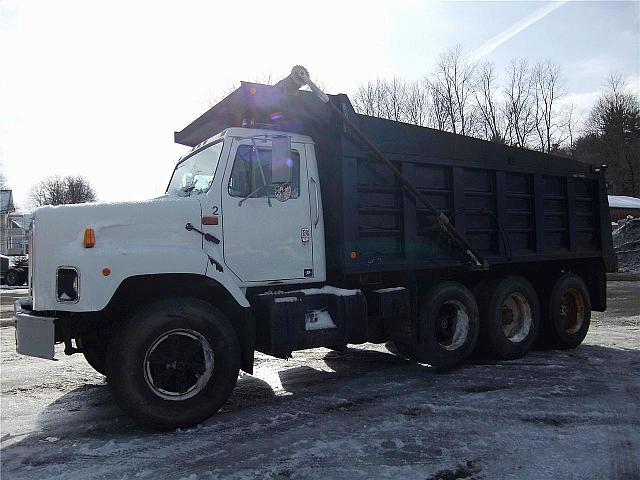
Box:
228;145;300;198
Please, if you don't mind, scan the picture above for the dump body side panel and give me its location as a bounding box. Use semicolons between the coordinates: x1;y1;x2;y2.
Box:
317;100;613;276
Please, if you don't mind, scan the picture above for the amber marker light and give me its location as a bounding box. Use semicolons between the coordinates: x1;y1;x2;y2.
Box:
83;228;96;248
102;268;111;277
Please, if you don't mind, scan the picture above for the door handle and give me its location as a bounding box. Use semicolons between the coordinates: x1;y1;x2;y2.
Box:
311;177;320;227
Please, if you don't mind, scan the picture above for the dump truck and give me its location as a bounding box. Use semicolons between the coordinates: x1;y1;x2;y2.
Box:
14;67;616;430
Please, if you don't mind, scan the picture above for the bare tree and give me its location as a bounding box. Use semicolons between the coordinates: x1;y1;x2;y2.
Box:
532;60;565;152
353;79;388;118
426;78;449;130
30;175;97;208
473;62;505;142
350;49;578;156
563;102;578;152
504;59;536;148
431;46;477;135
382;77;407;122
404;80;429;126
354;77;435;128
353;78;409;122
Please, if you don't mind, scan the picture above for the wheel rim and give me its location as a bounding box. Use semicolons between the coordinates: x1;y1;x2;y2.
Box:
144;329;214;401
435;300;470;351
500;292;532;343
559;288;586;334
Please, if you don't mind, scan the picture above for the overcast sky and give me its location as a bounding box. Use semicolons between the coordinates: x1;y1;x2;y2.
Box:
1;0;638;211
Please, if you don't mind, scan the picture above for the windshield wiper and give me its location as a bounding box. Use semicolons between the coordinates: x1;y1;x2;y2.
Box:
176;184;196;197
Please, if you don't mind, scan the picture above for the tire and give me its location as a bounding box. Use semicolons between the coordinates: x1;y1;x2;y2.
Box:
476;276;540;360
77;337;107;375
83;348;107;376
6;269;21;286
393;281;479;371
541;274;591;349
106;297;241;430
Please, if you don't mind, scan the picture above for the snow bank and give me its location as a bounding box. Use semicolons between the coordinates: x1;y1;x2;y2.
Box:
612;217;640;273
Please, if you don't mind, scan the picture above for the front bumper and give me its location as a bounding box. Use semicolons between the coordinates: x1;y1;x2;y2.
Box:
14;298;56;360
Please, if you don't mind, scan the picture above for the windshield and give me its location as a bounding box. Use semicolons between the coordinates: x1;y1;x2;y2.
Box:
167;140;224;196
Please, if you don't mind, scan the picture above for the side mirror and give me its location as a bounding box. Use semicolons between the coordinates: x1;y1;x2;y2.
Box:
271;136;292;184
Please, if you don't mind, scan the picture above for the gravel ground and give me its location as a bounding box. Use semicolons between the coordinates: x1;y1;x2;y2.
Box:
1;281;638;480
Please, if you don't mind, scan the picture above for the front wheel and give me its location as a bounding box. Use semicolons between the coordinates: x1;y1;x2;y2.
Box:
83;348;107;376
106;297;240;430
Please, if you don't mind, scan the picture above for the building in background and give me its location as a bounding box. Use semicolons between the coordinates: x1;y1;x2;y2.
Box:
1;189;30;256
609;195;640;222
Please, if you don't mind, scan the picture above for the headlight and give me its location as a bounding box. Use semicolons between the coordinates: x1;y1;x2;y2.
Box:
56;267;79;303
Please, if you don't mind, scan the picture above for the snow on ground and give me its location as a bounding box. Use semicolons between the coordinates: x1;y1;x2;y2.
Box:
1;282;639;480
0;288;28;327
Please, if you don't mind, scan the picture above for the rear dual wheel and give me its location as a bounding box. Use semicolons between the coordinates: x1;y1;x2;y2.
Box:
392;281;479;371
540;273;591;349
476;276;540;360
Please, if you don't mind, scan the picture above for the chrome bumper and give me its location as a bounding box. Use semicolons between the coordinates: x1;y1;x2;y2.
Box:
14;298;56;360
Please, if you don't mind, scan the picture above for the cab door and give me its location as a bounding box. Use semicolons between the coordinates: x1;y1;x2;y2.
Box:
220;137;314;283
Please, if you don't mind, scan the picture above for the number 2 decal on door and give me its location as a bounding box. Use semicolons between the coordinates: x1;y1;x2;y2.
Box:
212;206;219;215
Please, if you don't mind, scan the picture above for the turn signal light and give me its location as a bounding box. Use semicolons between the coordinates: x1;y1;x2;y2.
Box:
83;228;96;248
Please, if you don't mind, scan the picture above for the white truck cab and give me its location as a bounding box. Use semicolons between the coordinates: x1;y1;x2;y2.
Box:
22;128;325;313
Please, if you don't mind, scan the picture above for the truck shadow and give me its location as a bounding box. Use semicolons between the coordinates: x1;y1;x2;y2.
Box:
13;342;635;446
21;347;420;442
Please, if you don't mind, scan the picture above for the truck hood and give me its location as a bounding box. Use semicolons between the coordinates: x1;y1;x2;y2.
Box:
33;196;203;252
31;196;205;311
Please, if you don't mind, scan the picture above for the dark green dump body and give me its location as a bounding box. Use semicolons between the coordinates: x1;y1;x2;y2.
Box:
175;82;615;278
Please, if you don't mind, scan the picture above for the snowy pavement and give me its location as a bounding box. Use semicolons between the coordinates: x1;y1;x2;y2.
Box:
0;287;28;326
1;282;639;479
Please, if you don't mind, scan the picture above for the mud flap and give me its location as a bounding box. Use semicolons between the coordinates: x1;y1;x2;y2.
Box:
15;300;56;360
